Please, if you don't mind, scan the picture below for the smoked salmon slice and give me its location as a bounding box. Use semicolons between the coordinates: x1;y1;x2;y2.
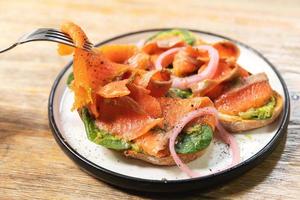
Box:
61;22;90;48
214;73;273;115
127;84;162;118
133;130;169;157
97;44;138;63
95;96;163;141
173;46;202;77
146;70;172;97
57;22;90;55
191;59;240;97
127;52;152;70
158;97;215;130
133;97;216;157
134;70;172;97
142;38;185;55
212;41;240;60
72;48;130;109
97;79;131;98
57;44;74;56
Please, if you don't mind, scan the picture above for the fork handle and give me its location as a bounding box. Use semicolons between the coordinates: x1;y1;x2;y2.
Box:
0;43;18;54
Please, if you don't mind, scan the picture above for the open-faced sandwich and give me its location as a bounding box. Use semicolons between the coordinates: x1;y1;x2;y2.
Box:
147;32;283;133
212;73;283;132
58;22;282;177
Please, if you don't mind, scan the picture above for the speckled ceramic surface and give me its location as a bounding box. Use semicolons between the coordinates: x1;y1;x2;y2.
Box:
49;29;289;191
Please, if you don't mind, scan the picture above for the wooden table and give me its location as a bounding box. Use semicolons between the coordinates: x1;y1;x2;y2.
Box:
0;0;299;199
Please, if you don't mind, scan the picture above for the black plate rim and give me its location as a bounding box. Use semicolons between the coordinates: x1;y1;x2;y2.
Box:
48;28;290;191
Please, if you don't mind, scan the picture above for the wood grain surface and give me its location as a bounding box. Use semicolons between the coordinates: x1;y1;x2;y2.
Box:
0;0;299;199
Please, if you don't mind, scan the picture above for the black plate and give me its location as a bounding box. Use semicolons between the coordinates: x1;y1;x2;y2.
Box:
48;29;290;193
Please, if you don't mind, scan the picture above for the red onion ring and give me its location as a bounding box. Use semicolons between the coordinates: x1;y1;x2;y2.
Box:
168;107;240;178
172;45;219;89
155;47;183;70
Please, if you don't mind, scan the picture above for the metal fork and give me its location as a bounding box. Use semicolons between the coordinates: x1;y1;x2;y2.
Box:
0;28;93;53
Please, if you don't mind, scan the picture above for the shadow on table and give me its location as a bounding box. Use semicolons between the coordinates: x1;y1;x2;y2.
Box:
110;131;287;199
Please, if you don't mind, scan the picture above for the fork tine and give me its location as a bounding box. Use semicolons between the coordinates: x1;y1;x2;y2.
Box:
19;37;75;48
47;29;93;45
83;43;92;50
46;30;93;49
45;34;74;43
83;41;93;47
20;28;92;51
46;29;72;39
45;30;72;40
21;29;73;44
85;40;93;45
1;28;93;54
46;34;92;50
43;35;75;47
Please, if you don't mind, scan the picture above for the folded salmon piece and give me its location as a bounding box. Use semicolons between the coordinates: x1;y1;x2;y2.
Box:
97;79;131;98
57;22;90;55
126;52;153;70
212;41;240;60
214;73;273;115
134;70;172;97
127;84;162;118
71;48;131;110
132;97;216;157
98;44;154;70
163;40;248;98
97;44;138;63
142;38;185;55
72;46;171;111
190;58;241;97
95;96;163;141
173;46;202;77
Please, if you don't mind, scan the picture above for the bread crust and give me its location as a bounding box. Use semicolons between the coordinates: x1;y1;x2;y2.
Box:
218;91;283;132
124;148;207;166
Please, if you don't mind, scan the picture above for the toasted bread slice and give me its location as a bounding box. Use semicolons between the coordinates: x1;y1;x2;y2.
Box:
124;147;208;166
218;91;283;132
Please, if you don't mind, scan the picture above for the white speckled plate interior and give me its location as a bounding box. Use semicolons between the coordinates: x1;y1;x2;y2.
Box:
51;30;287;181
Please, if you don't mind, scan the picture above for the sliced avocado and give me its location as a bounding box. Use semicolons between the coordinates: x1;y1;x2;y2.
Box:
166;88;193;99
238;96;276;120
67;72;74;87
80;108;131;150
147;29;196;45
175;124;213;154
